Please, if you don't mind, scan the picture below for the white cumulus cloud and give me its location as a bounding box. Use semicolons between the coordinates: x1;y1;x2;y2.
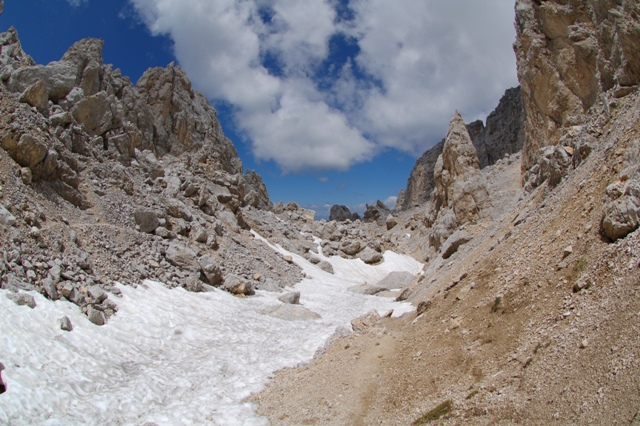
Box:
129;0;518;172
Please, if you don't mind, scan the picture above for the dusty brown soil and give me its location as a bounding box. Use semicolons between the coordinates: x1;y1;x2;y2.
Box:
250;94;640;425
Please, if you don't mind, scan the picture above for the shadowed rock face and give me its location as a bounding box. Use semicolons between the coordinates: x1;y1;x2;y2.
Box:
0;362;6;394
514;0;640;173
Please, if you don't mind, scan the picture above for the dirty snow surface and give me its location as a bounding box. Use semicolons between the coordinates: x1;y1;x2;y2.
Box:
0;234;422;425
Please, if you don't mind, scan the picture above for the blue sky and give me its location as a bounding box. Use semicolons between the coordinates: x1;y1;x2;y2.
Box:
3;0;518;219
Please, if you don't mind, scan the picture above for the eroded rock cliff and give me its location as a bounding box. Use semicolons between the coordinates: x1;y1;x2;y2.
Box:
515;0;640;173
397;87;524;212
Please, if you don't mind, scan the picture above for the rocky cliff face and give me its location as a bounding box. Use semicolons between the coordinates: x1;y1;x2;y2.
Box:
0;28;292;325
515;0;640;173
425;112;490;253
396;87;524;212
0;28;268;210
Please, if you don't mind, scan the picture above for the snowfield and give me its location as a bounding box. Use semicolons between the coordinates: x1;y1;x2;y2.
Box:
0;234;422;425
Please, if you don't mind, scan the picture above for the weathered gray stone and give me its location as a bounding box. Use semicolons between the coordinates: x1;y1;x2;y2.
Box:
357;247;383;265
86;305;106;326
340;240;362;256
221;274;253;295
42;276;58;300
8;60;77;102
19;78;48;113
1;133;48;170
71;91;114;136
184;275;205;292
329;205;354;222
441;230;472;259
374;271;416;290
60;316;73;331
76;250;92;272
278;291;300;305
165;242;199;272
199;255;223;285
165;198;193;221
524;145;572;191
317;260;334;274
0;204;15;226
602;179;640;241
386;214;398;230
48;264;62;283
87;285;107;303
134;210;159;233
6;292;36;308
351;310;381;332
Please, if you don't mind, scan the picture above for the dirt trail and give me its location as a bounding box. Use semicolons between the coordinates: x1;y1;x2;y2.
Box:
251;94;640;425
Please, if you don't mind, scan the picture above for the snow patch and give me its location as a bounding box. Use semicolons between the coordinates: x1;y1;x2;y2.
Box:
0;233;422;425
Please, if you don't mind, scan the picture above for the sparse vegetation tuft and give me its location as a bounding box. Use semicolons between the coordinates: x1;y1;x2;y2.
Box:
412;400;453;425
491;296;503;313
466;390;479;400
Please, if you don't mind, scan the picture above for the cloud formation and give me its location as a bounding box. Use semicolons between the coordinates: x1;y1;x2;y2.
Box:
129;0;518;172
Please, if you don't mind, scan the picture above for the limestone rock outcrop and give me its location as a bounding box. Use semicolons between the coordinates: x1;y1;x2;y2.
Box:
0;28;271;212
426;112;490;251
469;86;525;169
396;140;445;211
329;205;356;222
396;87;524;212
0;28;294;319
515;0;640;174
363;201;391;226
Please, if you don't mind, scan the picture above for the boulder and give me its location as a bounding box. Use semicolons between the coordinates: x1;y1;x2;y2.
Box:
340;240;362;256
386;214;398;230
42;276;58;300
6;292;36;309
351;310;381;332
357;247;383;265
19;78;48;113
1;133;48;170
134;210;159;233
374;271;416;290
199;255;223;285
71;91;114;136
0;204;16;226
524;145;572;191
165;242;199;272
221;274;253;295
59;316;73;332
165;198;193;221
329;205;354;222
602;179;640;241
441;230;472;259
317;260;334;274
8;60;77;102
278;291;300;305
184;275;205;292
86;305;106;326
87;285;107;303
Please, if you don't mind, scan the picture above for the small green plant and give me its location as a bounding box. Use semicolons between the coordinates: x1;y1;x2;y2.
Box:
465;390;479;400
412;400;453;425
491;296;503;313
574;257;588;274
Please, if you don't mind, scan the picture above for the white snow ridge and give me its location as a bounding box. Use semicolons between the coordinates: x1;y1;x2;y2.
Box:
0;233;421;425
